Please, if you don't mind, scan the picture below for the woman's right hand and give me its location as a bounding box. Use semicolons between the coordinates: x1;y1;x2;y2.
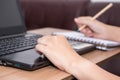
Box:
74;17;114;40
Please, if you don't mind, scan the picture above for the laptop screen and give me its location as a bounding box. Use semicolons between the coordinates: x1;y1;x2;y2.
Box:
0;0;26;37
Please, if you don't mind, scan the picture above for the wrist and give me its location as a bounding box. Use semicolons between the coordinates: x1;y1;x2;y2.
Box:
64;55;94;79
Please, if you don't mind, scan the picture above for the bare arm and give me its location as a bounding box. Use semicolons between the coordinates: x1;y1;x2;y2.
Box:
36;35;120;80
66;56;120;80
35;17;120;80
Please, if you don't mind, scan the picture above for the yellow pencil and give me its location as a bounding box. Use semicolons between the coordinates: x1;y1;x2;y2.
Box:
79;3;113;31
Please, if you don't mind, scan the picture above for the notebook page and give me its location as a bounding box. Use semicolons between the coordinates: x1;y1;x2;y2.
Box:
53;31;85;37
52;31;120;48
74;36;120;47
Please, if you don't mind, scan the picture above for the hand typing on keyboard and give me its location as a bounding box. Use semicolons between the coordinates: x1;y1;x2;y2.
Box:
36;35;86;70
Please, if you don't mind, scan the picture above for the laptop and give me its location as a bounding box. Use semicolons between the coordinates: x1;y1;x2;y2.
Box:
0;0;51;71
0;0;95;71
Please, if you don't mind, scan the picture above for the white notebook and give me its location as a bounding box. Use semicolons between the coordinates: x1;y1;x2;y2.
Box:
52;31;120;50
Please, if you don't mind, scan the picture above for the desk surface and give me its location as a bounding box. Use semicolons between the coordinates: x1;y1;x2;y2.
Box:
0;27;120;80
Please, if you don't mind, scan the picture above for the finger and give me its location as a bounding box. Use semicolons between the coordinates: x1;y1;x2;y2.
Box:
36;44;53;61
74;17;95;29
75;16;92;20
37;35;52;44
80;27;90;33
80;28;87;33
85;30;94;37
75;19;91;27
35;44;48;54
80;27;93;36
86;27;93;33
74;16;92;24
56;35;66;40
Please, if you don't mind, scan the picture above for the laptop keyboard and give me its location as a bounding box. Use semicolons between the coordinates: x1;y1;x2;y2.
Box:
0;34;95;56
0;33;42;56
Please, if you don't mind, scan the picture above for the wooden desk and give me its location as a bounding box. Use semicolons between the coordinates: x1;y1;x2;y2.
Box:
0;27;120;80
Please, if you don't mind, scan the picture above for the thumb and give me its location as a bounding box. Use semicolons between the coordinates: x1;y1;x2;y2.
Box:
74;17;96;29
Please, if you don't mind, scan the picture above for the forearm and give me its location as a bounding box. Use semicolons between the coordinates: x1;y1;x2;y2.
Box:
65;56;120;80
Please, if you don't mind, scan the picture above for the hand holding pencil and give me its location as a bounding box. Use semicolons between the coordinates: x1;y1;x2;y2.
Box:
74;3;114;39
78;3;113;31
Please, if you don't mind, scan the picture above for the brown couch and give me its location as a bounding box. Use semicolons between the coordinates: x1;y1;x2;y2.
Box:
20;0;120;30
20;0;89;30
87;2;120;27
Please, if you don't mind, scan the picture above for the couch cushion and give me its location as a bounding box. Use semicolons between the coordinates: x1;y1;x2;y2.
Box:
87;2;120;27
20;0;89;30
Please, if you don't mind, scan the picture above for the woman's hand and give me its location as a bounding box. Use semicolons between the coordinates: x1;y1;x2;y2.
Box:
74;17;116;40
36;35;84;71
